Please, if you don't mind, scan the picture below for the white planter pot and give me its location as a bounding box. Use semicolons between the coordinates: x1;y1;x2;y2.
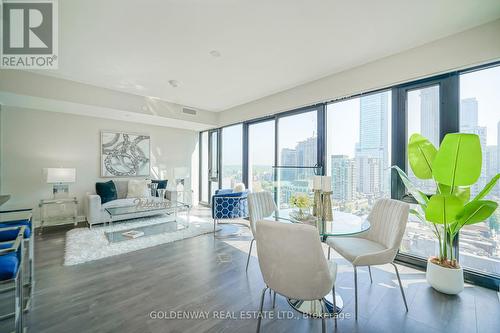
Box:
426;258;464;295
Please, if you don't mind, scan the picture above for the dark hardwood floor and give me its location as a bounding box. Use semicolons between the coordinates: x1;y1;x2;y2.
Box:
1;209;499;333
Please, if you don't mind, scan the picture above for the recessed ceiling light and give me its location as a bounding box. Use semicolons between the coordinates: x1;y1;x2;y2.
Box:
209;50;221;58
168;80;180;88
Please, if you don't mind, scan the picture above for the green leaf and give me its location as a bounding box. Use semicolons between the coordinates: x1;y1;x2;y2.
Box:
409;208;426;223
456;200;498;226
432;133;482;187
408;133;437;180
391;166;429;206
425;194;463;225
472;173;500;201
437;184;470;203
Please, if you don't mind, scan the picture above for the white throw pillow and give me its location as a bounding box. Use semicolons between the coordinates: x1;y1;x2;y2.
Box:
233;182;246;193
127;179;151;198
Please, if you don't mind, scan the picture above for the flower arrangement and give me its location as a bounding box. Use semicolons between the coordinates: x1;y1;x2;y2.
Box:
289;193;315;224
290;193;312;211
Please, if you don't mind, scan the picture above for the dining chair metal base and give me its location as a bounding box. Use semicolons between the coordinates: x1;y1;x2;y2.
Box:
287;290;343;318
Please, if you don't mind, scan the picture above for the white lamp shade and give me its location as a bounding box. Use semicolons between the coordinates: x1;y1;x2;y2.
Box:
45;168;76;183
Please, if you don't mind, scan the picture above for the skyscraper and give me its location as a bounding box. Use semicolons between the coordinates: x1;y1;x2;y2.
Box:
357;156;381;195
357;92;389;194
460;98;487;196
331;155;356;201
280;148;297;181
420;87;440;147
460;98;479;132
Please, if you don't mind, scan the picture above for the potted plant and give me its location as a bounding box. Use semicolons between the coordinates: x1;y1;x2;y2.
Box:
393;133;499;294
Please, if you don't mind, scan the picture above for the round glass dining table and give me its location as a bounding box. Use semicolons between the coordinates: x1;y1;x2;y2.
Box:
271;209;371;317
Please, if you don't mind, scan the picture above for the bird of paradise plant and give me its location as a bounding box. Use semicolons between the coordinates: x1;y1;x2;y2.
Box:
393;133;499;269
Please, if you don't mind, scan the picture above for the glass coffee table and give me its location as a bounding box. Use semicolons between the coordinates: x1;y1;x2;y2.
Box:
105;199;190;243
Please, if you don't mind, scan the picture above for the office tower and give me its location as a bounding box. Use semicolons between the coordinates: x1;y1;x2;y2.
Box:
280;148;297;181
357;92;389;194
357;156;381;195
460;98;479;131
331;155;356;201
460;98;488;197
420;87;440;147
295;135;317;179
296;136;317;167
485;146;498;182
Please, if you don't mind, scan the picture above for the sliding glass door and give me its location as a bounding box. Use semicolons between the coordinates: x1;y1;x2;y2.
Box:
248;120;275;192
200;132;209;204
399;84;441;258
458;65;500;277
276;109;320;209
208;130;220;200
221;124;243;189
326;91;392;216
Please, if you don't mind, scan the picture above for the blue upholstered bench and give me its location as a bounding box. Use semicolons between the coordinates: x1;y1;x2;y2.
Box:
0;226;25;333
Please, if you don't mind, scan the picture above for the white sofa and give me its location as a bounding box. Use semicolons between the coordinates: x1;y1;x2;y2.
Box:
84;180;167;227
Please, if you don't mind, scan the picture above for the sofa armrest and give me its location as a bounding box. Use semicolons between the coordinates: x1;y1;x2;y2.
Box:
85;194;102;225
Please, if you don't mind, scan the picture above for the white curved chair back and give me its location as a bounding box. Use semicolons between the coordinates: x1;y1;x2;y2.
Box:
364;198;410;252
248;191;277;236
255;220;333;301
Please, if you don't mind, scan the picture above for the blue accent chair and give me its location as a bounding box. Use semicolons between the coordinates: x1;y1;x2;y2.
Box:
0;226;25;333
211;189;249;233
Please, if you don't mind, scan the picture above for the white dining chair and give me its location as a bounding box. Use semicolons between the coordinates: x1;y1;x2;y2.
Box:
255;219;337;333
326;198;410;320
246;191;277;271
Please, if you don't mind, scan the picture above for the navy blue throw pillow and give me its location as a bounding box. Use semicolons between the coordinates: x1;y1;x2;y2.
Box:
151;180;168;197
95;180;117;204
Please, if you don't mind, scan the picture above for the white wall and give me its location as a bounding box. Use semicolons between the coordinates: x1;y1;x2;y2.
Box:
0;107;199;220
218;19;500;125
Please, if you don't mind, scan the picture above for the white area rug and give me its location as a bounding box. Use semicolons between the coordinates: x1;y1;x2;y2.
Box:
64;215;213;266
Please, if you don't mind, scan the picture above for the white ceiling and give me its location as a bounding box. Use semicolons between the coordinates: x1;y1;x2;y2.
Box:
37;0;500;112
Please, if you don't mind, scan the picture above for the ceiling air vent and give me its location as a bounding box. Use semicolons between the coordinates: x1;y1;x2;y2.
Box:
182;108;197;115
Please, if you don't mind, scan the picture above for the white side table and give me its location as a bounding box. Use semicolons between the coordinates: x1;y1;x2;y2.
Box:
39;197;78;234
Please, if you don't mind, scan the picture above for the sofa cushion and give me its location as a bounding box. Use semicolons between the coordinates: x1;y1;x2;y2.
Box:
101;198;139;209
127;179;151;198
151;180;168;196
96;180;117;204
113;180;128;199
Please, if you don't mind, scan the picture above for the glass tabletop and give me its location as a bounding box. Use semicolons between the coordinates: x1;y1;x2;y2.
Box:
105;199;188;217
273;209;370;237
105;220;187;243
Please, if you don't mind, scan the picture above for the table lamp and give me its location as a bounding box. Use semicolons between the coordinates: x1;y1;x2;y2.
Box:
45;168;76;198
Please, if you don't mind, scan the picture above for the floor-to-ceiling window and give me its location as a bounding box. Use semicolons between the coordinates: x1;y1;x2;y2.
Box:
209;130;220;198
248;120;275;192
276;110;318;208
221;124;243;188
459;65;500;277
326;91;392;216
200;131;209;204
198;61;500;289
400;84;441;258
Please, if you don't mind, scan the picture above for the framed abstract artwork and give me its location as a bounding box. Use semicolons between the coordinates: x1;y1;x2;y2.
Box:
101;131;150;177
